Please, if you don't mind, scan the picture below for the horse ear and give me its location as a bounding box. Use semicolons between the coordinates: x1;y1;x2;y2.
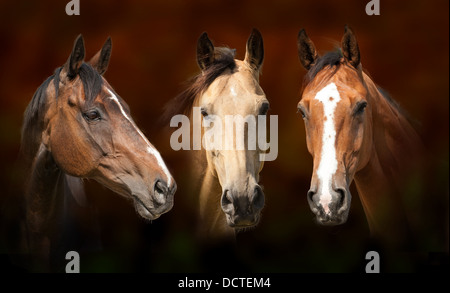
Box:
297;29;318;70
341;25;360;68
244;28;264;71
64;34;85;79
89;37;112;75
197;32;215;71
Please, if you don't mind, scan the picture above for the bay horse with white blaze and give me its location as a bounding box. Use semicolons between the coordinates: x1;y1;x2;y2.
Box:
21;35;176;270
297;26;424;247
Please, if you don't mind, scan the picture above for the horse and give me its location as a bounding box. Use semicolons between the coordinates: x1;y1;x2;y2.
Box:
165;29;268;242
20;35;176;271
296;26;424;248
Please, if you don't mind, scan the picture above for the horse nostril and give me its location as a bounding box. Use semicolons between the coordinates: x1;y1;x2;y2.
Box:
252;186;265;211
221;190;234;214
307;189;316;204
155;180;168;194
335;188;346;209
154;180;168;206
222;190;233;205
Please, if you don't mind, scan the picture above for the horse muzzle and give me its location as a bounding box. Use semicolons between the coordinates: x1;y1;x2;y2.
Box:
307;186;351;226
221;185;265;228
133;179;176;220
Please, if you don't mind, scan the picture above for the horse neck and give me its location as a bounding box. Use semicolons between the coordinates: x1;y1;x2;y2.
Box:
25;144;86;235
354;74;422;245
26;144;62;230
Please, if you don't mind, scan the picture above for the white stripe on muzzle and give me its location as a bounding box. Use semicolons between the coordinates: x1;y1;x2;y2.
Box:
107;89;172;186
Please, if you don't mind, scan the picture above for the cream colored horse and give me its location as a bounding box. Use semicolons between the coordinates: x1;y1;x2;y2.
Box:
169;29;268;241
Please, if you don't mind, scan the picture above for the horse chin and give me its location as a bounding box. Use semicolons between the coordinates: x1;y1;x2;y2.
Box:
132;194;174;221
133;198;160;221
315;214;348;226
225;213;261;230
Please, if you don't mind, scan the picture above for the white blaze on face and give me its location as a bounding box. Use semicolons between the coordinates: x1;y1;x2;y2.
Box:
107;89;172;187
314;83;341;214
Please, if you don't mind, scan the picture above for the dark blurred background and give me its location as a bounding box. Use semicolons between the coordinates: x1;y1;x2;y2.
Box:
0;0;448;272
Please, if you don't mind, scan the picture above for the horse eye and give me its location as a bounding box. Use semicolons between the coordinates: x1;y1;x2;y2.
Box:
259;102;270;115
201;108;208;117
83;110;101;121
297;106;306;119
354;101;368;115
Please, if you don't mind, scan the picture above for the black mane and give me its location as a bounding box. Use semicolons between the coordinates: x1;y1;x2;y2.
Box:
305;50;343;85
21;67;61;162
78;63;103;103
161;47;236;124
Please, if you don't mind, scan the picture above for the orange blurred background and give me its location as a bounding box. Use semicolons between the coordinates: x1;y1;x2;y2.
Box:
0;0;448;272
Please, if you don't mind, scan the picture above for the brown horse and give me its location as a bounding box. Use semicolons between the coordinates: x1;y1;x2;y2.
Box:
297;26;424;247
21;35;176;270
165;29;268;242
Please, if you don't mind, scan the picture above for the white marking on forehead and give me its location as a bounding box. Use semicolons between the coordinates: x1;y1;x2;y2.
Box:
107;89;172;186
230;86;237;97
314;83;341;214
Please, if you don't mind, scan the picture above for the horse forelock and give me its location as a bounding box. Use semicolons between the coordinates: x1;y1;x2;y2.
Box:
78;63;104;104
159;47;236;125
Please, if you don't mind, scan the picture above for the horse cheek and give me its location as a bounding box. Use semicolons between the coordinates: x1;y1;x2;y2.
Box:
49;120;97;177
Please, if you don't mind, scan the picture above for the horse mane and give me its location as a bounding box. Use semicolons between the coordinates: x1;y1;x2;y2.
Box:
376;85;419;128
21;63;103;163
21;67;61;163
160;47;236;124
78;63;104;104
